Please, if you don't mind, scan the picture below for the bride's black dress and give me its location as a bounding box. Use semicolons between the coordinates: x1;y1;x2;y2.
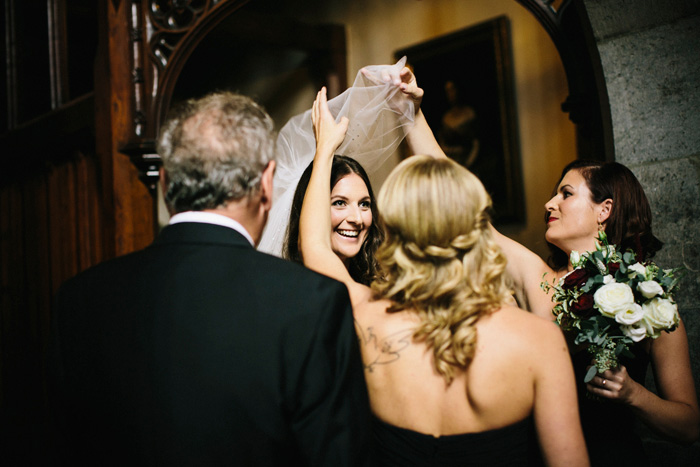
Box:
370;415;543;466
572;344;651;466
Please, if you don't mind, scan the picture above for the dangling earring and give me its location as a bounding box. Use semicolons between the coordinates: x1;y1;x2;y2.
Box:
598;222;604;232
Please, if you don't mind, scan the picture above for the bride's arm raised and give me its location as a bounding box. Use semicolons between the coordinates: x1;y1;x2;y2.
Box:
299;87;371;306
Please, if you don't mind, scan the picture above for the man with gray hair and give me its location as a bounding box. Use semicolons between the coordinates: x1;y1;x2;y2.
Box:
48;92;371;466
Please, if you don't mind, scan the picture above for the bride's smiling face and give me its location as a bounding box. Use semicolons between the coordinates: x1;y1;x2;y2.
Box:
330;173;372;261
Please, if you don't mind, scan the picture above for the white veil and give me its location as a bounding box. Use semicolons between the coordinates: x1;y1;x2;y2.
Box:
258;57;416;257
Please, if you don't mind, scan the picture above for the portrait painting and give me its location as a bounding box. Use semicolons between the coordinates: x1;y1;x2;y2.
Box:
396;16;524;224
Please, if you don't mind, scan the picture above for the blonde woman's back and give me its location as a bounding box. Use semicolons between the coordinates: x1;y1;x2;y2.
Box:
355;299;587;466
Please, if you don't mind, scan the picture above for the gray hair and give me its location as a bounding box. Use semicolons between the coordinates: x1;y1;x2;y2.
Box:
157;92;276;213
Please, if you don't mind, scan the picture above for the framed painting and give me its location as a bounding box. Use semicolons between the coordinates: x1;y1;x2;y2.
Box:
395;16;524;224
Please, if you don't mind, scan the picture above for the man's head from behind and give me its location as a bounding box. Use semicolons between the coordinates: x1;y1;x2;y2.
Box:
157;92;276;214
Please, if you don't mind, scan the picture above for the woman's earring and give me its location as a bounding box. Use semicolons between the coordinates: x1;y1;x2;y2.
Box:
598;222;604;232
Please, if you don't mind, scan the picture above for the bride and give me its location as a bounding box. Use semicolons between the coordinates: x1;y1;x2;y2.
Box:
257;57;417;260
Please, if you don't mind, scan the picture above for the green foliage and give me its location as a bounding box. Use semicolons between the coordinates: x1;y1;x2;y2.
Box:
542;232;684;384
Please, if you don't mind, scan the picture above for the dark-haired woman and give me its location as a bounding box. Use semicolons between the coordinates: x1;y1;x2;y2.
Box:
300;85;588;466
493;160;699;464
284;155;383;285
284;62;443;287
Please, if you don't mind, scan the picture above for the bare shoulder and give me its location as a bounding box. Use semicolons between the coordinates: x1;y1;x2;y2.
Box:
483;305;566;349
347;282;377;311
353;295;395;325
353;298;419;346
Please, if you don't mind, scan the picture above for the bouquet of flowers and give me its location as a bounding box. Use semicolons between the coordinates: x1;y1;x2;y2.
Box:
542;232;682;383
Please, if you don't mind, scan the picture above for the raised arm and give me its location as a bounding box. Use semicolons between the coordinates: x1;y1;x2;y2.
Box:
298;87;370;306
586;318;700;443
489;225;557;319
373;64;557;317
398;67;447;160
364;64;446;160
390;67;556;317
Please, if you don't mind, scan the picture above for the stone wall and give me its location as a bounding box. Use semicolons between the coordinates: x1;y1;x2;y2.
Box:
584;0;700;463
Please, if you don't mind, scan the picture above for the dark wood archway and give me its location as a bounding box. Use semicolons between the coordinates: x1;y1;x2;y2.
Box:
515;0;614;161
117;0;347;194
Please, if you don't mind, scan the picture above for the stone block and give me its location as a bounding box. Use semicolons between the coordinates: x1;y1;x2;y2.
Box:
584;0;700;41
629;158;700;310
597;15;700;164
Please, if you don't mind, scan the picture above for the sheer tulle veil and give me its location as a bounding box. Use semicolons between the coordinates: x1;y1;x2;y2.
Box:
258;57;416;257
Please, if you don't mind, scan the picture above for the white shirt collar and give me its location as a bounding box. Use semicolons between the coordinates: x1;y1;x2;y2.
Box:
168;211;255;246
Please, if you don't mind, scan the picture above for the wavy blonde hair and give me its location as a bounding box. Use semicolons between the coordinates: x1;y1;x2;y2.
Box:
371;156;511;383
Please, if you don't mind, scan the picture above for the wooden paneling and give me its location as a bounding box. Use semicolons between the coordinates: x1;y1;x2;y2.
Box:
48;161;79;294
0;149;105;462
95;0;156;258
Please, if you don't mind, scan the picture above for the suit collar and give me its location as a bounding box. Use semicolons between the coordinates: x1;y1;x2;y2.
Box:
169;211;255;246
154;222;254;249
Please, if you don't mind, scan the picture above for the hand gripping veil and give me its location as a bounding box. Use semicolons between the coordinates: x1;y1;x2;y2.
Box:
258;57;416;257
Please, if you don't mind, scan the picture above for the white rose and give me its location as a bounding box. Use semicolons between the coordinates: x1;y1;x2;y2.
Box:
569;250;581;267
620;324;648;342
637;280;664;299
641;298;679;334
603;274;614;284
628;262;647;278
614;302;644;325
593;282;635;318
604;245;617;259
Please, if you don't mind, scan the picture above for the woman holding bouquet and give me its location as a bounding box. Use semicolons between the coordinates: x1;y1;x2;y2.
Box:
373;63;698;459
299;84;588;466
493;160;699;464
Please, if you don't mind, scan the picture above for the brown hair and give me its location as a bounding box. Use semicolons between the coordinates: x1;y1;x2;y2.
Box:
547;160;662;269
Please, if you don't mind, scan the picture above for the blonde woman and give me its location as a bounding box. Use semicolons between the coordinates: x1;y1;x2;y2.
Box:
299;87;588;466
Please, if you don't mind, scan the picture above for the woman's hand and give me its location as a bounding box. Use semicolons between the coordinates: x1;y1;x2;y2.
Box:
396;66;424;110
312;87;348;156
586;364;642;404
360;64;424;111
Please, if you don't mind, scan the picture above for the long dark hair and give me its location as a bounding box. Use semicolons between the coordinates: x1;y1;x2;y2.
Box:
284;155;384;285
548;160;663;270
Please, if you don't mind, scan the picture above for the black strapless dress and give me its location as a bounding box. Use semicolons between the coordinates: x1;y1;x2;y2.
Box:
370;415;543;466
572;344;651;467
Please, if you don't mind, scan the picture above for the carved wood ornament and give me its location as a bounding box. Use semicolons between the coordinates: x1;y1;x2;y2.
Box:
120;0;250;191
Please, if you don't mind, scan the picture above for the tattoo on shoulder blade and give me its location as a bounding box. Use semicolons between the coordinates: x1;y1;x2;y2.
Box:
354;320;414;372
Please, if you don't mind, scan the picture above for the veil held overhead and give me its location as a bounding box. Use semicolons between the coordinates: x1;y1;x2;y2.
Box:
258;56;416;257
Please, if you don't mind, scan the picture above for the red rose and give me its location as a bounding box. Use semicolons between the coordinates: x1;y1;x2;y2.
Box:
571;293;596;318
608;262;620;274
563;268;591;290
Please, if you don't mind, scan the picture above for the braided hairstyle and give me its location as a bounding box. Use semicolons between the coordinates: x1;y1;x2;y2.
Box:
371;156;511;383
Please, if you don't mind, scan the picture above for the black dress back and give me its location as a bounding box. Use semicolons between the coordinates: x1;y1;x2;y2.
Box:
370;415;543;466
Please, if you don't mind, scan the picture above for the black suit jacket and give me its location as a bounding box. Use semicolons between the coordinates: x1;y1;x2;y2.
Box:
48;222;370;466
